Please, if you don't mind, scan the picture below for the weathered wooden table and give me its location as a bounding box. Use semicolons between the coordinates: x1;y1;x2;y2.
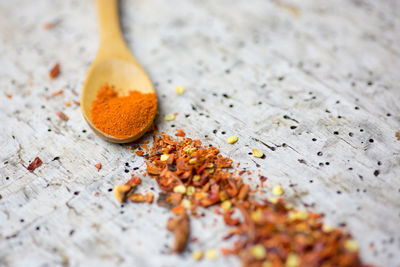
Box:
1;0;399;266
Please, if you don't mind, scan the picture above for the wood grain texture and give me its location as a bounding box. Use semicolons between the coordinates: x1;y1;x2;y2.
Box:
0;0;399;266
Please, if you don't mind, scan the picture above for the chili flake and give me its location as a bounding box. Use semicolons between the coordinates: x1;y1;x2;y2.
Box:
56;111;69;121
49;63;60;79
94;163;102;171
115;131;370;266
27;157;42;172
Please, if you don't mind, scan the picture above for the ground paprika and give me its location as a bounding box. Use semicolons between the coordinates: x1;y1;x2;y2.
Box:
91;84;157;138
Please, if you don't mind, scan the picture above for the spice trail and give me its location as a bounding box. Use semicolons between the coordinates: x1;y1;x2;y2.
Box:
114;130;372;267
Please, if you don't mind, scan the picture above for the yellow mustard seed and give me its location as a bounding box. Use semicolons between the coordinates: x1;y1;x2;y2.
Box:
272;185;284;196
192;250;203;261
262;261;272;267
173;184;186;194
175;86;185;95
193;175;201;182
189;158;197;164
227;136;238;144
252;148;264;158
165;114;175;121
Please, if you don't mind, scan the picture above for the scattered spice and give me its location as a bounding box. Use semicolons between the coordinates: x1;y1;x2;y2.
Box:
56;111;68;121
94;163;102;171
227;136;238;144
165;114;176;121
91;84;157;138
175;129;186;137
175;86;185;95
115;130;370;266
49;63;60;79
396;131;400;141
51;89;64;97
166;212;190;253
27;157;42;172
5;93;12;99
252;148;263;158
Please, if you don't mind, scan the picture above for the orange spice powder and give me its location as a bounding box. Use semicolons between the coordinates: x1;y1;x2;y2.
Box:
91;84;157;138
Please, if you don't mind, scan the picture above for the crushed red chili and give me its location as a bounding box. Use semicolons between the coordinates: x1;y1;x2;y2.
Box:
27;157;42;172
49;63;60;79
56;111;68;121
115;130;371;266
94;163;102;171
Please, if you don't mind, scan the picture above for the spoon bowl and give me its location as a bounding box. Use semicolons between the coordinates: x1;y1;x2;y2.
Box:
81;0;156;143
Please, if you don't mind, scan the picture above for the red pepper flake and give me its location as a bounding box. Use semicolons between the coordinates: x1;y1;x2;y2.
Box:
5;94;12;99
175;129;186;137
51;89;64;97
27;157;43;172
56;111;68;121
166;212;190;253
94;163;102;171
43;22;55;29
141;144;149;151
396;131;400;141
135;150;144;156
73;100;80;106
49;63;60;79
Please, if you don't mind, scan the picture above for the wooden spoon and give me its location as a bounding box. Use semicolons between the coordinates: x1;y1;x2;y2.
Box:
81;0;156;143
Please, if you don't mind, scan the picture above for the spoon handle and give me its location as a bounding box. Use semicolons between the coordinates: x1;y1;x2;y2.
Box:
96;0;125;48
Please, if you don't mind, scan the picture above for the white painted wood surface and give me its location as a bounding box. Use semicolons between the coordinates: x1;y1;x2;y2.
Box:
0;0;399;266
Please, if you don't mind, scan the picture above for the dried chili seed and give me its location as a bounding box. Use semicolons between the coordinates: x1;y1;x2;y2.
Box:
166;212;190;253
165;114;175;121
49;63;60;79
272;184;284;196
27;157;42;172
192;250;203;261
204;249;218;260
252;148;263;158
227;136;238;144
56;111;68;121
175;86;185;95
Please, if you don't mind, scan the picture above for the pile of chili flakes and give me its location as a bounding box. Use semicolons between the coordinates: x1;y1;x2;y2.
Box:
115;130;371;267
